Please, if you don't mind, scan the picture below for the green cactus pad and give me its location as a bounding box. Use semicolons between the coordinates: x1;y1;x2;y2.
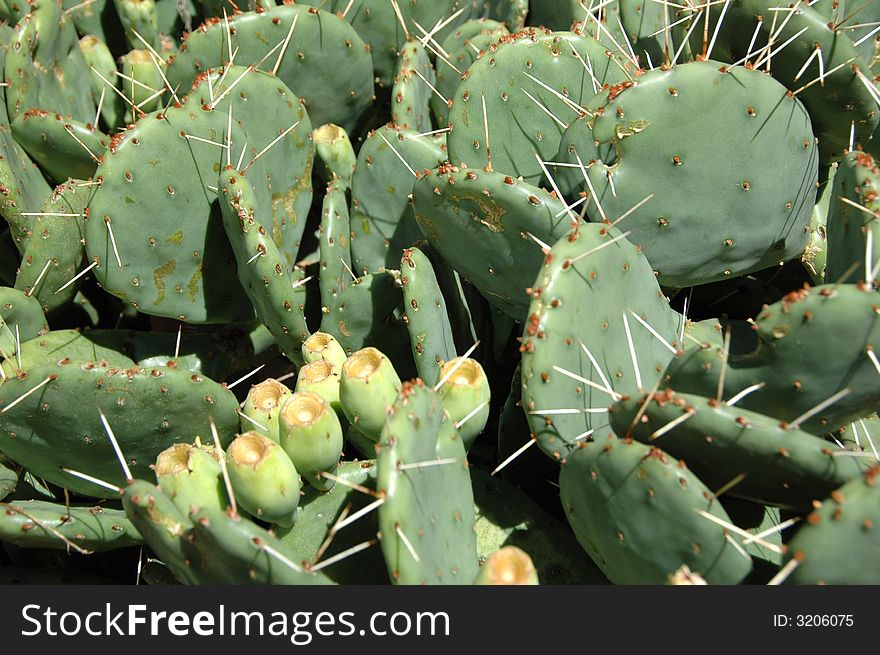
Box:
610;389;867;510
0;286;49;360
412;166;571;320
391;39;435;133
520;225;682;460
185;506;333;585
401;247;456;382
319;180;352;315
86;99;255;323
0;500;141;551
350;125;446;275
664;284;880;435
192;65;315;269
166;5;374;132
14;179;91;315
113;0;160;51
217;168;310;363
560;436;753;584
555;60;818;287
691;0;879;163
446;29;633;184
784;466;880;584
826;151;879;283
0;125;52;255
376;380;479;584
79;35;124;132
0;360;240;498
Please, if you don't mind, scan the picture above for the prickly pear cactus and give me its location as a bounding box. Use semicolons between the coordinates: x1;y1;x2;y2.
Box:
376;380;478;584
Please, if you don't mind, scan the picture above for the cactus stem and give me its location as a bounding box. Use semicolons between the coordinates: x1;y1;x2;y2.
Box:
433;341;479;391
310;538;378;573
226;364;267;390
0;503;93;554
98;409;133;482
491;438;536;476
272;14;299;77
0;376;54;414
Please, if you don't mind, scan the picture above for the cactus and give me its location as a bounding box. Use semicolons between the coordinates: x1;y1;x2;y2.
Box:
339;347;402;441
435;357;490;450
559;436;753;584
301;332;347;370
0;286;49;359
825;151;879;283
610;389;867;510
520;225;682;460
241;378;293;443
278;391;343;491
391;39;435;133
475;546;538;585
376;380;478;584
0;500;142;551
313;124;356;188
153;442;229;515
0;457;18;501
79;35;124;131
784;466;880;584
318;180;352;315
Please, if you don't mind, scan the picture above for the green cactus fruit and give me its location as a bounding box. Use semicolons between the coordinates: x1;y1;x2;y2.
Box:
555;60;818;287
376;379;479;584
446;30;634;185
85;99;255;324
121;479;203;585
241;378;293;443
0;458;18;501
79;35;124;132
610;389;866;511
191;65;315;268
276;459;387;584
119;49;164;115
350;125;446;275
691;0;879;163
560;436;753;584
784;466;880;584
295;360;343;420
401;247;456;382
4;0;96;124
14;179;91;316
339;347;402;441
471;467;607;584
435;357;490;450
225;431;301;527
520;225;682;461
185;506;333;585
432;19;508;126
319;180;352;315
153;442;229;515
412;166;571;320
0;360;240;498
474;546;538;585
664;284;880;435
0;500;141;551
279;391;344;492
314;124;356;188
113;0;160;51
302;331;347;369
391;39;435;132
0;286;49;360
217;168;310;363
826;151;879;284
167;5;374;132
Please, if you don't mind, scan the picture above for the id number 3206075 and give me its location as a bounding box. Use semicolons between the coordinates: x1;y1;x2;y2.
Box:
773;615;854;628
